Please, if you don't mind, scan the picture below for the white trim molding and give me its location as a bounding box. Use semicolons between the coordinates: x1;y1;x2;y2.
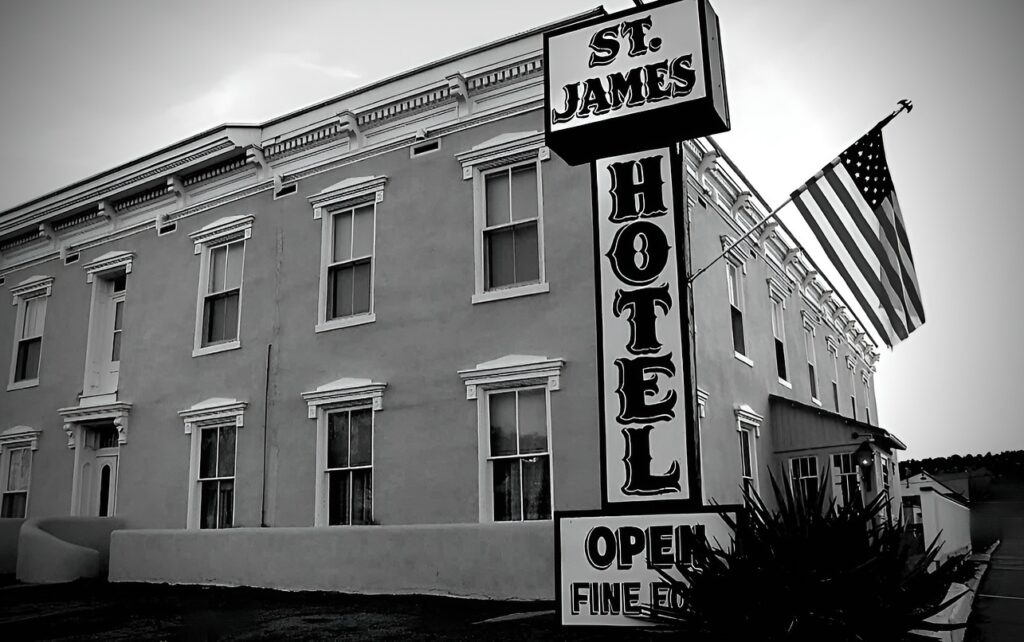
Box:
302;377;387;418
83;251;134;283
188;215;253;254
801;310;817;334
734;404;764;437
696;387;710;419
178;397;247;435
454;131;548;180
10;275;53;305
458;354;564;400
309;175;387;220
59;400;132;447
766;275;792;305
0;425;41;453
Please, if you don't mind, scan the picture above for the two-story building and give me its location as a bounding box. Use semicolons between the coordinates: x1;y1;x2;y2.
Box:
0;8;904;594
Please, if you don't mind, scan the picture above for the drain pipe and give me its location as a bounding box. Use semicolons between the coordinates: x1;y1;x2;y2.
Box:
260;343;272;527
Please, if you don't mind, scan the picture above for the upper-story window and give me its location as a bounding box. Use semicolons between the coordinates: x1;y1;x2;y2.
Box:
724;253;749;365
82;251;134;397
309;176;387;333
847;356;858;420
827;339;840;413
189;216;252;357
8;275;53;390
802;314;819;403
456;132;551;304
771;299;788;384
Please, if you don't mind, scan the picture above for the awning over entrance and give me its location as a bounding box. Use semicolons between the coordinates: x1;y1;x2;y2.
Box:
769;394;906;455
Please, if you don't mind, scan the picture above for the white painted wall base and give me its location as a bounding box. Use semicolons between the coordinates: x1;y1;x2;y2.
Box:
110;522;554;600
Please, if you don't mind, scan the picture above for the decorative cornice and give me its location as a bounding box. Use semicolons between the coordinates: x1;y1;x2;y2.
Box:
309;176;387;220
696;387;710;418
189;215;253;253
178;398;247;435
0;425;42;453
825;335;841;352
166;179;274;225
181;155;248;187
467;56;544;95
455;131;548;179
83;251;134;283
734;404;764;435
10;275;53;304
458;354;564;400
301;378;387;418
59;401;132;447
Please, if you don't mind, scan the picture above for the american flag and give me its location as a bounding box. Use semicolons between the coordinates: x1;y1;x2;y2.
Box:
790;125;924;347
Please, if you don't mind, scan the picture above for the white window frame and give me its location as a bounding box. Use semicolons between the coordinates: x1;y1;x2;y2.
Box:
831;452;863;509
846;355;858;420
789;455;819;501
302;377;386;526
456;132;551;305
725;258;751;366
768;277;791;388
189;216;252;357
8;275;53;391
309;176;387;333
734;404;763;496
459;354;563;522
826;336;841;413
179;398;246;529
81;252;134;399
802;312;820;405
0;425;40;518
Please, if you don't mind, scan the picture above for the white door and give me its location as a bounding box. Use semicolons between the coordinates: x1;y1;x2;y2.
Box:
93;452;118;517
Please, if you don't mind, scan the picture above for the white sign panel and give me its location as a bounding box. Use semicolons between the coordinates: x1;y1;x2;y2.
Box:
557;511;734;626
595;148;690;505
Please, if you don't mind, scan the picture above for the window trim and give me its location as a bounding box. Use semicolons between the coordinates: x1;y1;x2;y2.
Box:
831;451;863;509
734;404;764;496
309;176;387;333
0;425;40;518
456;132;551;305
789;455;819;501
189;216;252;357
179;397;247;530
8;275;53;391
802;313;820;405
768;276;791;387
723;240;748;360
459;354;563;522
302;377;386;527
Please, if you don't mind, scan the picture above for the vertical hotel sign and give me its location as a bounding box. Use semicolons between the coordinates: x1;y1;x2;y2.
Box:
595;149;692;505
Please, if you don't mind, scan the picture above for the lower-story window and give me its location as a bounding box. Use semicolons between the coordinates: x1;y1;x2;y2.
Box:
325;408;373;525
198;424;235;529
789;455;818;501
831;453;862;508
1;446;31;518
487;388;551;521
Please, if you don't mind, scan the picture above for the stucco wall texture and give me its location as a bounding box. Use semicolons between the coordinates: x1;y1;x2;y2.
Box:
0;109;879;529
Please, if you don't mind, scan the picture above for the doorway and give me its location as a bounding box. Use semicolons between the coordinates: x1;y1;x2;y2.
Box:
75;422;120;516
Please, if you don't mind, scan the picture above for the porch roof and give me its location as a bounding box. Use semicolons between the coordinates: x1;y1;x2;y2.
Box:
769;394;907;453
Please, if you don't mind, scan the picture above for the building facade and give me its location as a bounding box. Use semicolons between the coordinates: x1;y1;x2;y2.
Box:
0;11;902;579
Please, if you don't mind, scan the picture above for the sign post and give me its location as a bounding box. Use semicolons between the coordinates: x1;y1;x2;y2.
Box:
544;0;737;627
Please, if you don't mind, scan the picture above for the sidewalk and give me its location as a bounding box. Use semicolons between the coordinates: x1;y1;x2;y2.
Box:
967;497;1024;641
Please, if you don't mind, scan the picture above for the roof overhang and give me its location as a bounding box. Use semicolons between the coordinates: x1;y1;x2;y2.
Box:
769;394;907;451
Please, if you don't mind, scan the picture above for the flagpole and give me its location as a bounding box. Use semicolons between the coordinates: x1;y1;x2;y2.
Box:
687;197;792;284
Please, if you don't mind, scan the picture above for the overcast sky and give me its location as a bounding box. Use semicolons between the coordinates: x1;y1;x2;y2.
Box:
1;0;1021;460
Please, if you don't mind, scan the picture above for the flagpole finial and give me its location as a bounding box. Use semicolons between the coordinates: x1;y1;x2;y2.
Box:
877;99;914;131
897;99;913;114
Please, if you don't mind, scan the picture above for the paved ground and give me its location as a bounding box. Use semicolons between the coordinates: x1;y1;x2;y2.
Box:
967;481;1024;641
0;581;662;641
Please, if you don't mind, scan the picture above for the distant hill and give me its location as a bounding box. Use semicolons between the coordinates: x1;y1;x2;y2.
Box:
900;449;1024;479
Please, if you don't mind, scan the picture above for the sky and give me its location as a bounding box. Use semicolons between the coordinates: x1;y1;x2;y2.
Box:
1;0;1021;460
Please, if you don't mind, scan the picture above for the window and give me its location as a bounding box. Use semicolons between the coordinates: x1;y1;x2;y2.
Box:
790;456;818;502
179;398;246;529
828;343;840;413
456;131;550;304
190;216;252;356
81;252;134;398
309;176;386;332
831;453;862;508
726;262;746;358
735;405;763;496
324;408;373;525
198;424;235;529
303;377;386;527
0;425;41;519
326;205;374;322
486;388;550;521
880;455;892;521
849;360;858;420
771;298;788;383
804;327;818;402
8;275;52;390
459;354;563;522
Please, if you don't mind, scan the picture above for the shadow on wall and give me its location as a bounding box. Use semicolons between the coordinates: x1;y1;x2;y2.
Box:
0;518;25;575
16;517;126;584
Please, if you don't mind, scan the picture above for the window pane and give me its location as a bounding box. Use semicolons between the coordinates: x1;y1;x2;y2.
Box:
489;392;517;456
218;480;234;528
485;228;515;289
200;480;218;529
332;211;353;263
731;306;745;354
111;331;121;362
492;459;522;522
223;292;239;341
328;264;354;319
833;382;840;412
514;222;540;283
22;297;44;337
510;165;537;221
114;300;124;331
1;493;26;518
225;242;244;290
218;426;236;477
775;339;787;380
112;274;126;293
517;389;547;454
809;364;818;398
726;265;737;306
200;428;217;479
7;448;30;491
739;432;752;478
352;260;371;315
209;245;227;293
485;171;510;226
204;292;239;344
327;412;350;469
522;455;550;520
352;206;374;258
349;409;372;467
328;470;350;526
351;469;372;525
15;338;41;381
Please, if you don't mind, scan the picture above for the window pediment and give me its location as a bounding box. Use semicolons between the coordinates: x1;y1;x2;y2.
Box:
178;397;247;434
83;251;134;283
0;425;41;452
10;275;53;304
301;377;387;417
458;354;564;400
189;215;253;253
455;131;548;179
309;175;387;220
59;400;132;447
735;403;764;435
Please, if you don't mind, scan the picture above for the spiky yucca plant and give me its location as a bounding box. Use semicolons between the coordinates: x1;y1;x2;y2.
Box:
642;475;967;641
